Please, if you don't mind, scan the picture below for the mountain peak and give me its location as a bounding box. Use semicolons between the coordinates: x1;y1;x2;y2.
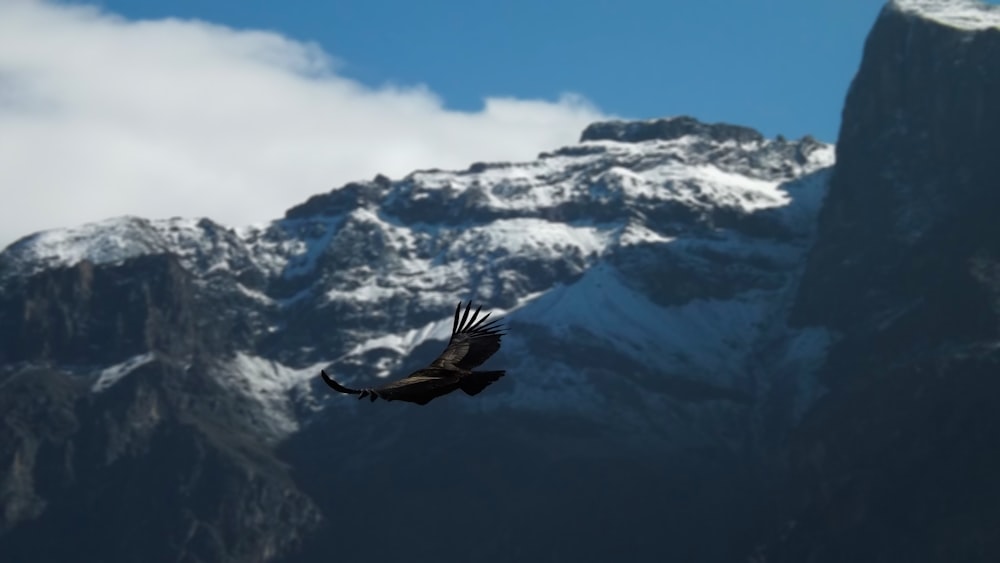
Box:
890;0;1000;30
579;116;765;145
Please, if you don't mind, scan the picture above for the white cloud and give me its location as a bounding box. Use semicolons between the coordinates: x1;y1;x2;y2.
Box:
0;0;609;248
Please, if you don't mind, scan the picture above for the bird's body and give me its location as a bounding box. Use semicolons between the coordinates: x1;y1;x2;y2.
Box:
320;301;507;405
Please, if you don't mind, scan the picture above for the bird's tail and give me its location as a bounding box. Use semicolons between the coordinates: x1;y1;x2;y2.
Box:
461;370;505;396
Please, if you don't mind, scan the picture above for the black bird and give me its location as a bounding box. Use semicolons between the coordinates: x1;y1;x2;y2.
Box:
320;301;507;405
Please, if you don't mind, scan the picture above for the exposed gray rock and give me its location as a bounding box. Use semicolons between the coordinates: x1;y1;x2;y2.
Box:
580;115;766;145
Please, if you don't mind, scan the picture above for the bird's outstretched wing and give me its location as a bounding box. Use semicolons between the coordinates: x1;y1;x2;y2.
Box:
320;369;459;405
429;301;506;370
320;369;363;395
318;301;506;405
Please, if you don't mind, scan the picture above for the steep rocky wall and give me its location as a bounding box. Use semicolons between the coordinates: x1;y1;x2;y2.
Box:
767;3;1000;561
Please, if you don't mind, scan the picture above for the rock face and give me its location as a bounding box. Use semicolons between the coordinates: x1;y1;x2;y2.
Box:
0;364;320;562
2;1;999;561
761;1;1000;561
579;115;767;145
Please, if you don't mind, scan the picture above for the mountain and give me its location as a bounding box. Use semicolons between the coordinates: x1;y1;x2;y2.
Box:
0;113;833;561
2;0;999;561
759;1;1000;561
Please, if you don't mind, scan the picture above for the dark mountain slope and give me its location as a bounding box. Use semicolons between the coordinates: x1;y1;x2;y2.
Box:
762;2;1000;561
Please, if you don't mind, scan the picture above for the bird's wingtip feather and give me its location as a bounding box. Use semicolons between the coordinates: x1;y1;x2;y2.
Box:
320;370;362;395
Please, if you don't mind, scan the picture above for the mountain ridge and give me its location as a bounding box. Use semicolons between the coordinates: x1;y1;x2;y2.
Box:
1;117;833;561
1;120;834;429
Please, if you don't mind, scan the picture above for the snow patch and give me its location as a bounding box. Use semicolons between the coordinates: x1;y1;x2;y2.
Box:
8;217;169;274
92;353;155;392
451;218;611;259
213;353;329;435
517;263;772;387
618;223;676;246
893;0;1000;31
348;318;453;360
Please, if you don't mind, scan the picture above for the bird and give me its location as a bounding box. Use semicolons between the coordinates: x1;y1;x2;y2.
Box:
319;301;507;405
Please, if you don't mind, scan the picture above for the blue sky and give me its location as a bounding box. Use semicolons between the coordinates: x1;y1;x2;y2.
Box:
2;0;997;246
90;0;886;141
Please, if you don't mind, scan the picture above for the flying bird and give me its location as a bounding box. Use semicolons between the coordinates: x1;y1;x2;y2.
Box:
320;301;507;405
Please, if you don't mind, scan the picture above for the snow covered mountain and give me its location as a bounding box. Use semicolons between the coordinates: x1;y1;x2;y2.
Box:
0;117;833;438
0;114;832;561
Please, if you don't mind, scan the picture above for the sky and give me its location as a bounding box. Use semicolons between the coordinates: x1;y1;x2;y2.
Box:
0;0;983;248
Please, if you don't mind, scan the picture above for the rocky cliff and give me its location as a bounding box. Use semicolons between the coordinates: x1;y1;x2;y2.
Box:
762;1;1000;561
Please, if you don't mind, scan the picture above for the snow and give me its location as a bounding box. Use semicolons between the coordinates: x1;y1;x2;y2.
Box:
4;131;832;289
808;144;836;168
617;223;675;246
407;135;810;215
774;167;834;231
7;217;171;274
2;215;260;281
320;216;611;306
92;352;156;392
450;218;611;260
515;263;771;388
213;353;329;435
638;164;784;212
893;0;1000;30
348;318;453;359
268;217;343;278
236;283;275;304
326;283;407;303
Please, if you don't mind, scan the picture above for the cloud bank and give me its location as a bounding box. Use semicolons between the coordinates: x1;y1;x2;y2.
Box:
0;0;608;248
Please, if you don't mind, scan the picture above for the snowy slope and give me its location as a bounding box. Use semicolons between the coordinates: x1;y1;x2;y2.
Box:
892;0;1000;30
